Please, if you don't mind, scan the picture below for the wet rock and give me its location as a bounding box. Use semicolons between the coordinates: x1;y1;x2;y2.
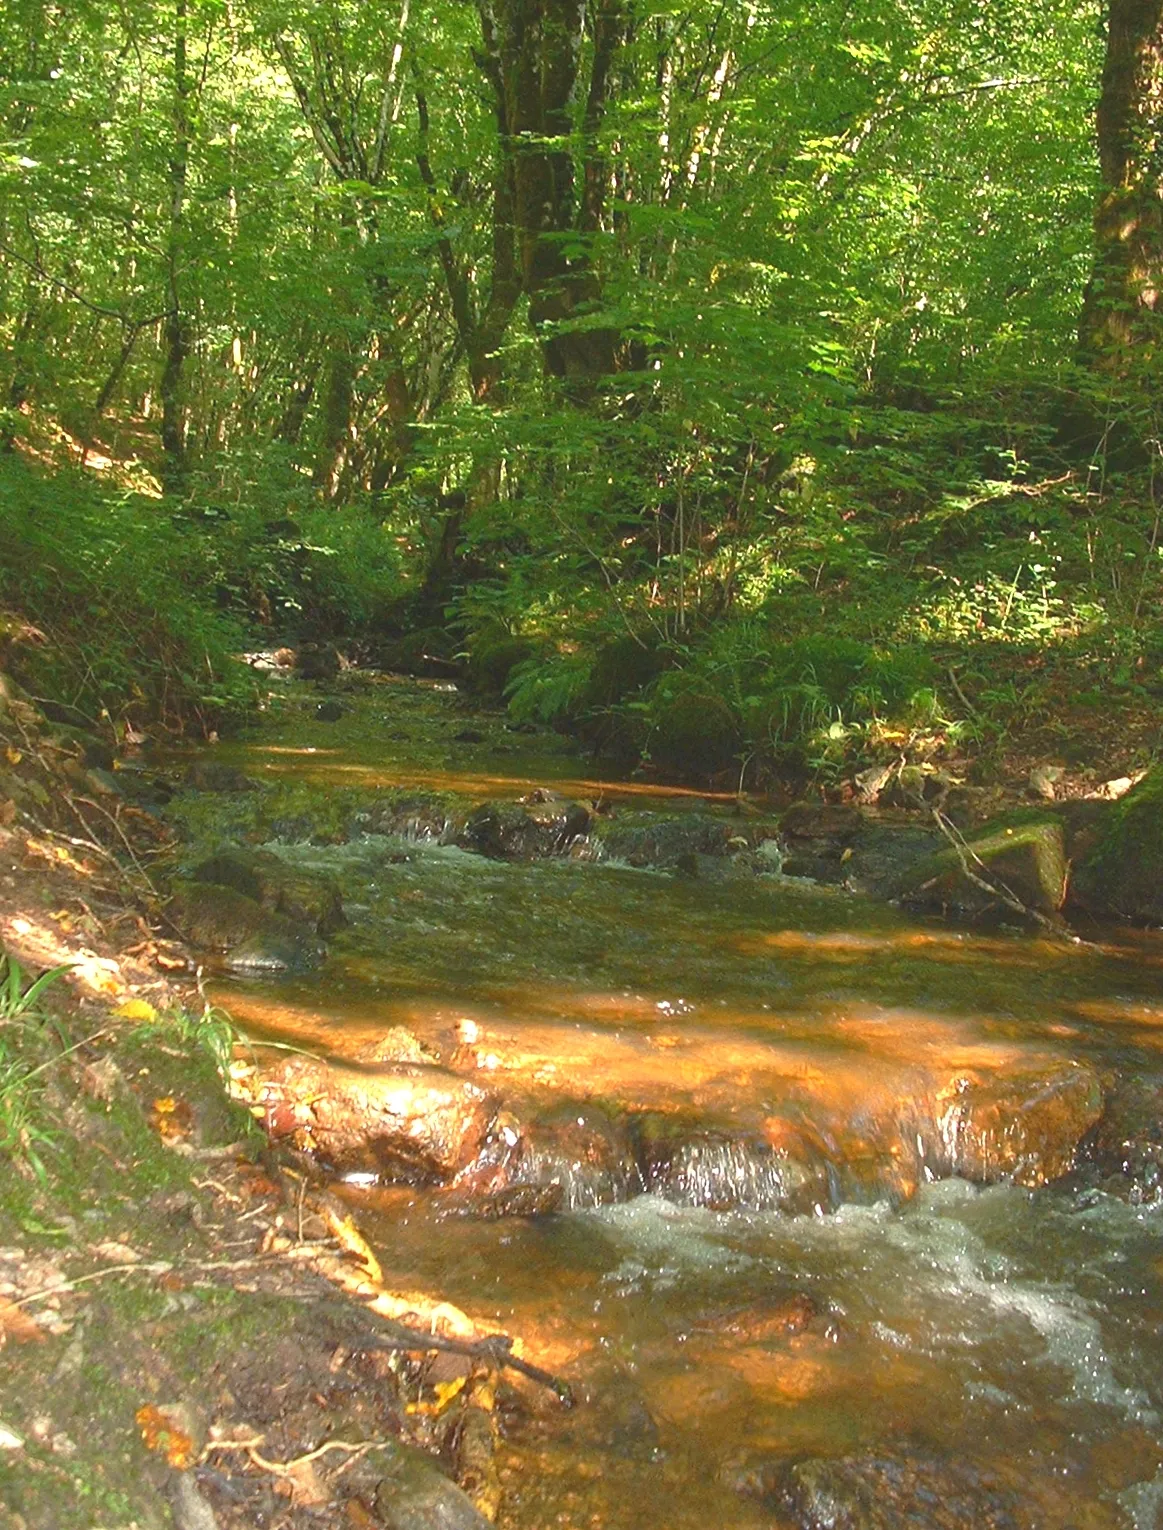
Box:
294;643;340;682
168;881;325;972
840;823;942;898
514;1101;641;1209
356;793;462;843
189;848;345;935
594;812;747;869
353;1027;437;1066
255;1054;497;1181
1081;1076;1163;1203
182;760;259;793
373;1442;493;1530
782;802;862;840
315;699;344;722
452;728;485;744
769;1450;1020;1529
897;814;1068;919
634;1113;831;1213
931;1060;1102;1187
777;802;863;881
1074;765;1163;922
459;798;590;860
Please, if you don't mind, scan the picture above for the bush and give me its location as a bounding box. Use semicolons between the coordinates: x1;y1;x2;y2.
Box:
0;456;256;734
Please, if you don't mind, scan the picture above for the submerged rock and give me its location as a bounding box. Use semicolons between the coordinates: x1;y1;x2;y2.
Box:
254;1054;497;1181
770;1451;1020;1530
168;881;325;973
459;797;590;860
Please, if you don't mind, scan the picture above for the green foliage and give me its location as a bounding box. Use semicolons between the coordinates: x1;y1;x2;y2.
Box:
0;456;257;733
0;951;73;1181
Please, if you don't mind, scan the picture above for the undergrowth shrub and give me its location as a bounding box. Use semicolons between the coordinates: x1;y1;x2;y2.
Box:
0;456;255;733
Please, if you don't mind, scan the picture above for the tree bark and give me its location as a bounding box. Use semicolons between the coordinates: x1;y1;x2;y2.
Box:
476;0;626;389
160;0;191;491
1079;0;1163;366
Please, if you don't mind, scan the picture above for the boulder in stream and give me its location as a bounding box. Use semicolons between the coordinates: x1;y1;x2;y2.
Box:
189;847;345;935
929;1058;1102;1187
459;796;590;859
168;880;326;973
254;1053;497;1181
896;813;1068;920
769;1450;1021;1530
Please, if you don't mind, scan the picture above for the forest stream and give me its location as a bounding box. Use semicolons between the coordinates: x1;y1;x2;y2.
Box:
172;672;1163;1530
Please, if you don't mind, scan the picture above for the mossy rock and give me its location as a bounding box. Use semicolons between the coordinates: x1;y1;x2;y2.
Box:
1075;766;1163;922
169;880;325;972
897;812;1068;919
189;848;345;934
464;631;537;698
380;625;459;677
648;689;742;778
582;633;670;712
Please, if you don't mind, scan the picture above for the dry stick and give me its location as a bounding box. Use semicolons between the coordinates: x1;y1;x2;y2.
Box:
203;1434;385;1476
358;1323;574;1407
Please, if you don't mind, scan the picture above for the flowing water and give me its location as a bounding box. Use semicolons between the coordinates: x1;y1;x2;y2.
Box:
176;673;1163;1529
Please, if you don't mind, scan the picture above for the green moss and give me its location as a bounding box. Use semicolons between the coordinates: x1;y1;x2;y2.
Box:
898;813;1068;918
647;690;742;778
1077;765;1163;921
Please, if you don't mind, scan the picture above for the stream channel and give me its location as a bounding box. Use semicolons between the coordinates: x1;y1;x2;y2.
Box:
172;671;1163;1530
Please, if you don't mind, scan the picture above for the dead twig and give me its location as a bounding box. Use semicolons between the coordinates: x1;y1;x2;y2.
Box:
202;1433;387;1475
359;1323;574;1406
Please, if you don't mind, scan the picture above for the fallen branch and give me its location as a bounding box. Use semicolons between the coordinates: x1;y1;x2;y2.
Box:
359;1323;574;1406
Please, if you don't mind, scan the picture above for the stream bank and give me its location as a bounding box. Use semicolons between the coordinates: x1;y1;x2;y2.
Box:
0;673;560;1530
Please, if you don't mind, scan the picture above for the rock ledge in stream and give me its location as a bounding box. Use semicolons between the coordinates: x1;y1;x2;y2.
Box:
766;1451;1021;1530
189;847;345;935
929;1059;1103;1187
255;1054;497;1181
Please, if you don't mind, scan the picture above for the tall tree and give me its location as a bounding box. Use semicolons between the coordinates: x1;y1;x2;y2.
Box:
1080;0;1163;365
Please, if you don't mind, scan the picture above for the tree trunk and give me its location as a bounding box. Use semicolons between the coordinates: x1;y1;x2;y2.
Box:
160;0;191;491
1079;0;1163;366
478;0;626;389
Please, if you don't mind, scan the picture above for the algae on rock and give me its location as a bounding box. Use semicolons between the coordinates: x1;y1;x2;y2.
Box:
1075;765;1163;922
